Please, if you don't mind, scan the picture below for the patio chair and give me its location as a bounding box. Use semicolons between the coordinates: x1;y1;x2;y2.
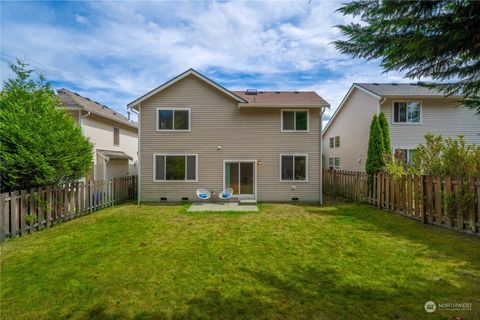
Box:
196;188;211;203
218;188;234;201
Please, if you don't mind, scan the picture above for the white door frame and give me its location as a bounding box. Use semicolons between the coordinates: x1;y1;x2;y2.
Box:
223;160;257;199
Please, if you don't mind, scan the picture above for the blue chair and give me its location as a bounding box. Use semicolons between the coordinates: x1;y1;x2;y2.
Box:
218;188;233;200
196;188;211;202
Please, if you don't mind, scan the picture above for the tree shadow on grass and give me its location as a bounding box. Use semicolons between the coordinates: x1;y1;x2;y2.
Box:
84;267;475;320
308;200;480;265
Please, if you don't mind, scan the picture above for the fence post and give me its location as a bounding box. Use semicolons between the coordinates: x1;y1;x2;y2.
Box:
419;176;426;224
469;177;476;232
434;176;443;224
37;187;44;230
0;193;7;241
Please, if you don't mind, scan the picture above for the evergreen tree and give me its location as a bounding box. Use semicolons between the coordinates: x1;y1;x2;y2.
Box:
0;59;93;192
378;112;391;157
335;1;480;113
365;114;385;175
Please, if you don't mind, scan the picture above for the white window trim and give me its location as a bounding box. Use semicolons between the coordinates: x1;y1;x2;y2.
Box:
113;126;120;146
222;160;257;199
281;109;310;132
279;153;309;182
392;146;417;163
156;107;191;132
392;100;422;125
153;153;198;182
329;137;334;149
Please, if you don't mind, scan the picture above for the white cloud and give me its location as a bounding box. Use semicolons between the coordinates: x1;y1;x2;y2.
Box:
1;0;421;123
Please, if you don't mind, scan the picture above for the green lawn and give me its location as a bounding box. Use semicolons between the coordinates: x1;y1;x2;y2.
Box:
1;198;479;320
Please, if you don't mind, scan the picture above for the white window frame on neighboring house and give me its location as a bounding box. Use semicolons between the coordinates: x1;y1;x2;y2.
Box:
153;153;198;182
281;109;309;132
113;126;120;146
328;157;340;170
279;153;309;182
392;101;422;124
156;107;191;131
392;147;417;165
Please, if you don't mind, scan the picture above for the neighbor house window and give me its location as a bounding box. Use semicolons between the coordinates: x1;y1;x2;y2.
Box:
394;149;416;165
281;154;307;181
154;154;197;181
393;102;420;123
157;108;190;131
113;127;120;145
282;110;308;131
335;157;340;170
335;136;340;148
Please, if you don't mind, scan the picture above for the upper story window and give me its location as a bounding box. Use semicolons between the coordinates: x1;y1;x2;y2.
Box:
113;127;120;145
280;154;307;181
157;108;190;131
393;102;421;123
329;136;340;148
281;110;309;132
154;154;197;181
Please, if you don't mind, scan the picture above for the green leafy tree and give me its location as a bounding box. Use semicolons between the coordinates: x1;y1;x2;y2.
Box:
365;114;385;175
0;59;93;192
378;112;391;157
335;0;480;113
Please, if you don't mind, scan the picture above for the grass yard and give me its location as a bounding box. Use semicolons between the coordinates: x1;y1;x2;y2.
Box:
1;198;479;320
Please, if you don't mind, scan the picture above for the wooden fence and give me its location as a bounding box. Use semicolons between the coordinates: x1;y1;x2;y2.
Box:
0;175;137;242
323;170;480;234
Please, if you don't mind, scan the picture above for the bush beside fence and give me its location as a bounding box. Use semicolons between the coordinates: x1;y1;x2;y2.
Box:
323;170;480;235
0;175;137;242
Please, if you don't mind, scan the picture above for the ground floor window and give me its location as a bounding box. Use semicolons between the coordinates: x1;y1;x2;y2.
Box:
329;157;340;170
393;149;415;165
281;154;307;181
154;154;197;181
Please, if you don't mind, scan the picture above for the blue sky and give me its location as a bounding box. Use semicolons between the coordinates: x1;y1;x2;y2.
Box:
1;1;410;124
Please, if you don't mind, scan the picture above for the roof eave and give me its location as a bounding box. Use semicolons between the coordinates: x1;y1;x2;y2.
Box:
127;69;247;110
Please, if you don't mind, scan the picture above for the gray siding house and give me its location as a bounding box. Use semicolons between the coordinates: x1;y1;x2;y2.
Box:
128;69;330;203
323;83;480;171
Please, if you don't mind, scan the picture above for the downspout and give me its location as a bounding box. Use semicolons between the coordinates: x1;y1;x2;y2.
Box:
320;107;326;205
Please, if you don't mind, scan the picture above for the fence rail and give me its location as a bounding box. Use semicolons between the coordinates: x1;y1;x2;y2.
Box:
323;170;480;234
0;176;137;242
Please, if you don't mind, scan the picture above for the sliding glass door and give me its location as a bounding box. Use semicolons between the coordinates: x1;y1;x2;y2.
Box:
224;161;255;196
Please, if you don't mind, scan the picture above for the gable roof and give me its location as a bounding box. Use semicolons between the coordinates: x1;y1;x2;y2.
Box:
127;69;247;110
323;82;464;135
234;91;329;107
355;82;462;97
57;88;137;129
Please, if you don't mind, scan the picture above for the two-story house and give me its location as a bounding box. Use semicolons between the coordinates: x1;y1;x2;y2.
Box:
57;88;138;180
127;69;330;203
322;83;480;171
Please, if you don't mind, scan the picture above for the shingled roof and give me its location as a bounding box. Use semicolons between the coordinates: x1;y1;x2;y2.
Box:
234;91;329;107
57;88;137;128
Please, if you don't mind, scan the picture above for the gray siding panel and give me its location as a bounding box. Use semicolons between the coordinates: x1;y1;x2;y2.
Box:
139;75;321;202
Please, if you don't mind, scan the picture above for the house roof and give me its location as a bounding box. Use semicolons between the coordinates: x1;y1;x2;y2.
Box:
57;88;138;129
323;82;464;135
127;69;247;110
234;91;329;108
127;69;330;111
97;149;133;161
355;83;462;97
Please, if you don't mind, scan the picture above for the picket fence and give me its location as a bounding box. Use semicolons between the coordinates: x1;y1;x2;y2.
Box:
0;176;137;242
323;170;480;234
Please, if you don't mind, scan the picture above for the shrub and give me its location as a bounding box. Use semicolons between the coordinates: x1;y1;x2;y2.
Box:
0;59;93;192
365;114;385;175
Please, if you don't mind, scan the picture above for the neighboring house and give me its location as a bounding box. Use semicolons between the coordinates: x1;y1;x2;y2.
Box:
127;69;330;203
57;88;138;180
322;83;480;171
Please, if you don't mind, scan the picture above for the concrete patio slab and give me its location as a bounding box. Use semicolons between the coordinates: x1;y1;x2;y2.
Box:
187;202;259;212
